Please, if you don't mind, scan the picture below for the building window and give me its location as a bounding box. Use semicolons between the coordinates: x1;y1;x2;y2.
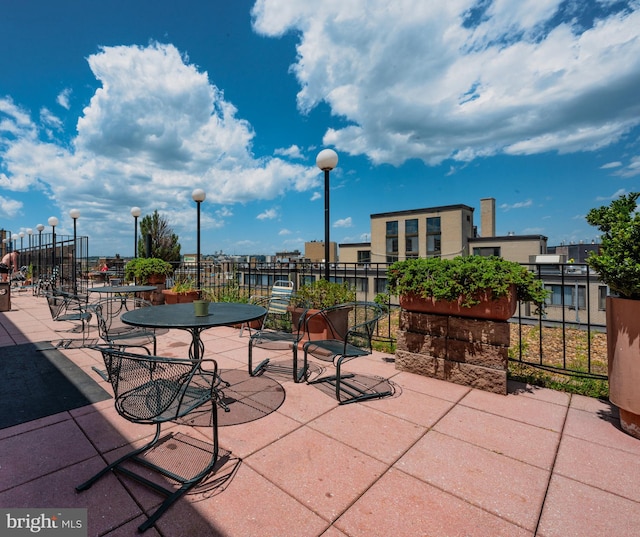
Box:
546;284;586;309
386;220;398;262
473;247;501;257
357;250;371;265
598;286;607;311
375;277;388;294
426;217;441;257
405;219;419;258
356;277;369;292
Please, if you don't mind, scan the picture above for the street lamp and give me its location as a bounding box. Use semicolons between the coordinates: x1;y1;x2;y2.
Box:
192;189;206;292
48;217;58;285
69;209;80;294
26;228;33;273
11;233;18;253
316;148;338;281
131;207;141;258
36;224;44;283
19;231;25;251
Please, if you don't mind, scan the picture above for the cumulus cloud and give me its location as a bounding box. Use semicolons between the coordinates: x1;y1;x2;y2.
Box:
333;216;353;228
274;144;305;159
252;0;640;165
0;42;319;246
257;208;279;220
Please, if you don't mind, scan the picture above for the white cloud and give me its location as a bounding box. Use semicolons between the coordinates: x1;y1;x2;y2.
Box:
613;156;640;178
56;89;72;110
257;208;278;220
0;194;23;217
0;43;320;248
601;161;622;169
279;228;292;235
499;199;533;211
333;216;353;228
253;1;640;165
274;144;305;159
596;188;627;201
310;191;322;201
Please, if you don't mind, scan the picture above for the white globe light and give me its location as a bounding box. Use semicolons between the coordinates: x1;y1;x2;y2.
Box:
131;206;142;218
316;149;338;171
192;188;206;202
36;224;45;232
48;216;59;227
69;208;81;219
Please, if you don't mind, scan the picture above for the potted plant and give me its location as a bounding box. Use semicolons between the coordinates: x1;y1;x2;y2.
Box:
290;279;357;341
586;192;640;438
162;278;200;304
387;255;548;321
124;258;173;285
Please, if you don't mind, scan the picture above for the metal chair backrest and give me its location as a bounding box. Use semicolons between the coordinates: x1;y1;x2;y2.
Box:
98;347;208;423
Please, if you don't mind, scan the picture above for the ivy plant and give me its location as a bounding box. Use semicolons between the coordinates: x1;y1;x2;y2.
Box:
387;255;548;310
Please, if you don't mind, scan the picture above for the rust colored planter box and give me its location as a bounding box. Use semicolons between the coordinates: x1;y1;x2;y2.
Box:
289;306;351;345
162;290;200;304
399;287;517;322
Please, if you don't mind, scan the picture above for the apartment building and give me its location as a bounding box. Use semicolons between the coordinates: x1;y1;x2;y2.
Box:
340;197;548;264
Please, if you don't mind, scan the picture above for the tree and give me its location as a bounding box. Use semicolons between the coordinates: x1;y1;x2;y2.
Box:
138;210;181;262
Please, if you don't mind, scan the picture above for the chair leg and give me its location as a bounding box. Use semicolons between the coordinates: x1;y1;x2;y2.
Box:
248;340;269;377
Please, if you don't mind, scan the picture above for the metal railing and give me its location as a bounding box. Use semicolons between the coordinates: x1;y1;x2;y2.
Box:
186;260;607;380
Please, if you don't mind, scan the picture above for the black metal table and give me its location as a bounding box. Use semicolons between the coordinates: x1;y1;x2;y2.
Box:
121;302;266;362
88;285;157;295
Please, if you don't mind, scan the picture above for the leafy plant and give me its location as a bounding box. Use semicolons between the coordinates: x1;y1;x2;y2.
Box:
586;192;640;300
201;281;250;303
292;279;356;309
124;257;174;284
137;210;181;262
387;256;548;310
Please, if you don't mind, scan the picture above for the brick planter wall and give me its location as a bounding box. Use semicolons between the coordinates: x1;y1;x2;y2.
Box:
395;310;509;394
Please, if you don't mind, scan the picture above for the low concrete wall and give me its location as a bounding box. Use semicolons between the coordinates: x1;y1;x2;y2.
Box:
395;310;509;394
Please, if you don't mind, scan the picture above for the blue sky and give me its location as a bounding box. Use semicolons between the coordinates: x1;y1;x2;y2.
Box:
1;0;639;258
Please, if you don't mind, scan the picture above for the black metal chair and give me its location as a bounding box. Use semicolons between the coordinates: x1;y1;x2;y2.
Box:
76;347;220;533
45;291;92;343
302;302;392;404
94;297;157;354
247;288;308;382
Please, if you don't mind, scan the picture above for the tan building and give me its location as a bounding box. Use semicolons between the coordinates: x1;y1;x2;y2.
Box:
305;241;338;263
339;198;548;264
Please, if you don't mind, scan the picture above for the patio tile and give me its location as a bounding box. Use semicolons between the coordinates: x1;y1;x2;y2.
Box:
554;434;640;501
308;403;427;464
537;474;640;537
274;379;338;424
392;370;471;401
359;385;457;428
337;467;534;536
245;426;388;523
0;455;144;536
219;408;303;459
459;387;569;431
395;430;549;531
0;419;97;491
433;404;560;469
156;463;328;537
563;406;640;455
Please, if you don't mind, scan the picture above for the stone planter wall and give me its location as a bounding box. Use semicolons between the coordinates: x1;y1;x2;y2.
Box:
395;310;509;394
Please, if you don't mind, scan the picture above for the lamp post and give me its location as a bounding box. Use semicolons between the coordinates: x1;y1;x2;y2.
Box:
131;207;141;258
48;217;58;286
26;228;33;275
69;209;80;294
36;224;44;284
191;189;206;292
19;231;25;252
316;149;338;281
11;234;18;254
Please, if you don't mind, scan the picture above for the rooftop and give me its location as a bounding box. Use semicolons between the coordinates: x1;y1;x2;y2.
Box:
1;290;639;536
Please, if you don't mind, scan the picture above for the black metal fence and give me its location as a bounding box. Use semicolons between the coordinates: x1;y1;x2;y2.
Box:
186;260;607;380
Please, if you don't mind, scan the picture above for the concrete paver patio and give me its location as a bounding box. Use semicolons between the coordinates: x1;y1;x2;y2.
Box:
1;290;639;536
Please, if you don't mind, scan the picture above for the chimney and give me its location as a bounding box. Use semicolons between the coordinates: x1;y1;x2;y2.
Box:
480;198;495;238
